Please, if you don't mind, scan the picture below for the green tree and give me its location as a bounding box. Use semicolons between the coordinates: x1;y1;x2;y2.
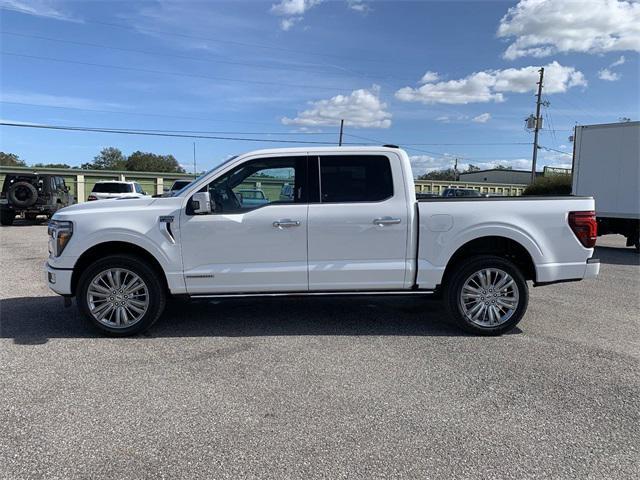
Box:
82;147;126;170
464;164;481;172
0;152;26;167
493;165;512;170
32;163;72;169
125;151;185;173
418;168;457;181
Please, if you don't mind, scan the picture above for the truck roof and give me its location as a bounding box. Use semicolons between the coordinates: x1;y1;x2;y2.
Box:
238;146;405;157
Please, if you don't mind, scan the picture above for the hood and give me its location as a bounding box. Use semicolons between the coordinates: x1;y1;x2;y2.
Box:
52;196;181;219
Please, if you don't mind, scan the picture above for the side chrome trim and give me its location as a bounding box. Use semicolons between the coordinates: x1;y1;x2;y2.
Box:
189;290;435;299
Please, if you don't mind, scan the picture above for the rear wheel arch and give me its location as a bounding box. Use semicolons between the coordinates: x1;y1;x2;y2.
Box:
441;236;537;289
71;241;169;296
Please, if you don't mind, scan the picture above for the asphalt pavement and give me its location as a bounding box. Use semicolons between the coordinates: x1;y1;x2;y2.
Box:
1;221;638;479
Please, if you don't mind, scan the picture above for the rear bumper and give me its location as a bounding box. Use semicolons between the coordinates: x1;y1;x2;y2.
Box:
45;262;73;295
584;258;600;279
534;258;600;286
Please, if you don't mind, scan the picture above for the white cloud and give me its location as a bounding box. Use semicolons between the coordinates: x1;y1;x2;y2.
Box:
271;0;321;16
598;68;621;81
409;155;453;176
420;71;440;83
497;0;640;60
0;0;78;21
348;1;370;13
436;115;469;123
282;85;392;128
280;16;302;31
611;55;626;67
271;0;321;30
472;113;492;123
0;91;126;110
409;155;537;177
411;151;574;177
395;61;586;105
597;55;626;81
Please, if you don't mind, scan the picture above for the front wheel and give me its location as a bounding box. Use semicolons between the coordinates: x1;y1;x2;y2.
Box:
76;254;166;336
444;255;529;336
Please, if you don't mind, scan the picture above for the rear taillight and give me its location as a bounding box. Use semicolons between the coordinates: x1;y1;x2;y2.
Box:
87;195;98;201
568;211;597;248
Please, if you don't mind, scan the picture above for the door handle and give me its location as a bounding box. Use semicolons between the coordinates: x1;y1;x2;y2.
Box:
373;217;401;226
273;219;301;229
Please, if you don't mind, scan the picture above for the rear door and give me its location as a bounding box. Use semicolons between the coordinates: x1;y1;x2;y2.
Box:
307;153;410;290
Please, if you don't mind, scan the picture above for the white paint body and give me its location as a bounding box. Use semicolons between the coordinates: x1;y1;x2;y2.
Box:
46;147;599;296
89;181;150;200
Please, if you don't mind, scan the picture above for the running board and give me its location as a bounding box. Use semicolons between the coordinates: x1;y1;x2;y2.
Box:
189;290;435;299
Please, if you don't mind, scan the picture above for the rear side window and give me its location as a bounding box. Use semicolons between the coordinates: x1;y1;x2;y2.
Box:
92;183;132;193
319;155;393;203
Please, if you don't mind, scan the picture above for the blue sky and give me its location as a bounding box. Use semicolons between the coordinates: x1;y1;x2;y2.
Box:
1;0;638;175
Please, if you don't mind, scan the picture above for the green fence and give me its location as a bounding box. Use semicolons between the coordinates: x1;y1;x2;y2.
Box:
1;165;527;203
0;166;194;202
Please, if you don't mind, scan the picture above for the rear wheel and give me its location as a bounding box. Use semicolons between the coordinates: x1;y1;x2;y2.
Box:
0;210;15;226
444;255;528;335
76;254;166;336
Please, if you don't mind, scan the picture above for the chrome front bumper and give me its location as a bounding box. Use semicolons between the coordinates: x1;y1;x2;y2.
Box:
44;262;73;295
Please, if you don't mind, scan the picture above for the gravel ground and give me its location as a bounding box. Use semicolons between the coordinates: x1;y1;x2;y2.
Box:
1;221;638;479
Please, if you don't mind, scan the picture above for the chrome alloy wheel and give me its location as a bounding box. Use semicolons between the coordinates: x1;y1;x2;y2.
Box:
459;268;519;327
86;268;149;328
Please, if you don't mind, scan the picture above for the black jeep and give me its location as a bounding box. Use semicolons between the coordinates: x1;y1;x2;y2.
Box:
0;173;73;226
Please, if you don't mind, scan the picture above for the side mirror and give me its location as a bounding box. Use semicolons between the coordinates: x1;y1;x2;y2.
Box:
191;191;212;214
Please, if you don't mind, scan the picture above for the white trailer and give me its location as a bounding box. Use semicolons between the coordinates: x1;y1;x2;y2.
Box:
572;121;640;251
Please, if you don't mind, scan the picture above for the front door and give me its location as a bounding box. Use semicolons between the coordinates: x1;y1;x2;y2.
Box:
307;153;410;290
180;155;309;294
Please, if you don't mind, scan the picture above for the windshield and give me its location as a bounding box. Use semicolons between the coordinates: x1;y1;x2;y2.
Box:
239;190;265;199
92;183;132;193
171;155;239;196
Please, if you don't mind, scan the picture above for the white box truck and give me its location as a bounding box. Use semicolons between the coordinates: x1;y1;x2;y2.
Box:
572;121;640;252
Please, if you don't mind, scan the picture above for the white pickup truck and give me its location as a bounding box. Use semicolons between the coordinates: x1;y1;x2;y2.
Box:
45;147;600;336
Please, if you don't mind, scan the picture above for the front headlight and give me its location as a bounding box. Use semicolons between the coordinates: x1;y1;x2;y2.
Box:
48;220;73;257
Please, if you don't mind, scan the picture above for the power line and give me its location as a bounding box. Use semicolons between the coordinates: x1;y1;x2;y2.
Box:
1;52;352;92
1;121;541;162
400;142;530;146
0;101;282;127
0;121;344;144
0;7;420;68
539;145;572;156
0;31;403;84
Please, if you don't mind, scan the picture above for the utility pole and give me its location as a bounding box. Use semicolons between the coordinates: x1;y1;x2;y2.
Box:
193;142;197;178
338;119;344;146
530;67;544;184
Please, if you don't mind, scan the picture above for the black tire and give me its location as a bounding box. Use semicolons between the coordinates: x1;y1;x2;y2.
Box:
76;254;166;336
7;181;38;208
0;210;15;226
443;255;529;336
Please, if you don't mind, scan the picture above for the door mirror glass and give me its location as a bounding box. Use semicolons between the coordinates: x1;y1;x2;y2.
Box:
191;191;212;214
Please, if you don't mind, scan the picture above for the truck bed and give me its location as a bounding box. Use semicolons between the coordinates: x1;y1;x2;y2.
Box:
414;195;596;289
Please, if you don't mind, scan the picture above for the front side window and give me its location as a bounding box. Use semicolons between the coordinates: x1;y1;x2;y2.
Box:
134;183;144;194
319;155;393;203
205;156;305;214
